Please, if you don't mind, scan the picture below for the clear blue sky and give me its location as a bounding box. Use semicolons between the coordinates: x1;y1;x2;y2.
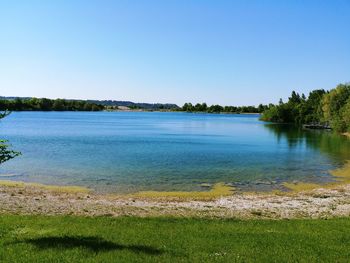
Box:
0;0;349;106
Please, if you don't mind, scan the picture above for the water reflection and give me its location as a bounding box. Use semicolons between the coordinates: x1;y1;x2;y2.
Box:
264;123;350;165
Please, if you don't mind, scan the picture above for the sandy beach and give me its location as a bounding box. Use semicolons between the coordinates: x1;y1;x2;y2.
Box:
2;160;349;219
1;179;350;219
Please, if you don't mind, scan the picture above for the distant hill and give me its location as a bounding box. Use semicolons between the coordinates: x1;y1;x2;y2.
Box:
0;97;179;110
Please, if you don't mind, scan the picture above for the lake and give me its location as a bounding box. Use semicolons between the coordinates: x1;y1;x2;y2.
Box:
0;111;349;193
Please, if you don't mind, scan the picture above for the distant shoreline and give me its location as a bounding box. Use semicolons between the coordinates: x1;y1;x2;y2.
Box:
8;109;261;115
107;110;261;115
0;96;264;114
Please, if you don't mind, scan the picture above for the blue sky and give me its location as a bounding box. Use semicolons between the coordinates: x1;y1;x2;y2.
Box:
0;0;349;106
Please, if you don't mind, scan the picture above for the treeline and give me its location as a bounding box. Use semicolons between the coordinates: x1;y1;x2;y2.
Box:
0;97;180;111
87;100;179;110
260;83;350;132
0;98;104;111
180;103;267;113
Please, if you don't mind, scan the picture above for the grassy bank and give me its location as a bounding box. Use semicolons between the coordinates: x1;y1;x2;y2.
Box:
1;215;350;262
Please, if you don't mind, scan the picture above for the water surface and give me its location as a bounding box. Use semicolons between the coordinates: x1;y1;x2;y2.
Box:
0;112;349;193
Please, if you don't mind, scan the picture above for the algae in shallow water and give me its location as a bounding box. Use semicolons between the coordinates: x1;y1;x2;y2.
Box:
130;183;234;200
282;182;321;192
0;180;90;193
331;161;350;181
283;161;350;192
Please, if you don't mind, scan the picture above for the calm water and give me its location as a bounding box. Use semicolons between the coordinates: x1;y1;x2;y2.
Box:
0;112;349;193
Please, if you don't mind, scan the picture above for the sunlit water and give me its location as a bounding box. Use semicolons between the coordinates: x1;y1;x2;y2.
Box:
0;112;349;193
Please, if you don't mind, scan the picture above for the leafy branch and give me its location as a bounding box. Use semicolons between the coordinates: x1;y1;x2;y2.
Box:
0;110;10;119
0;111;21;164
0;140;21;164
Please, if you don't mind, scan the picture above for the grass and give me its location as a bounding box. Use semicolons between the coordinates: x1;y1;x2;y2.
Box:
1;215;350;262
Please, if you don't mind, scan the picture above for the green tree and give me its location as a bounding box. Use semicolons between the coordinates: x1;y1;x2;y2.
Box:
208;104;223;113
322;84;350;132
52;99;65;111
261;83;350;132
0;112;21;164
0;140;21;164
39;98;54;111
14;98;24;111
182;103;194;112
257;104;267;113
341;98;350;132
303;89;326;123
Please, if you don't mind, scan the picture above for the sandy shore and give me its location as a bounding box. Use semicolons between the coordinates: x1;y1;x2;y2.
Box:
2;160;350;219
1;180;350;219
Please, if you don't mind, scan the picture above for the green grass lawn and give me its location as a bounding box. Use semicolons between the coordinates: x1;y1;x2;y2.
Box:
1;215;350;262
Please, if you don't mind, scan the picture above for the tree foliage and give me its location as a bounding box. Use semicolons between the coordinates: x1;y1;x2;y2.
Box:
321;84;350;132
0;140;21;164
0;98;104;111
261;83;350;132
0;113;21;164
0;110;11;119
181;103;265;114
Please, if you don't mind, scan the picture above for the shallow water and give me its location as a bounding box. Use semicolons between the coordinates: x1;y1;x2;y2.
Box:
0;112;349;193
